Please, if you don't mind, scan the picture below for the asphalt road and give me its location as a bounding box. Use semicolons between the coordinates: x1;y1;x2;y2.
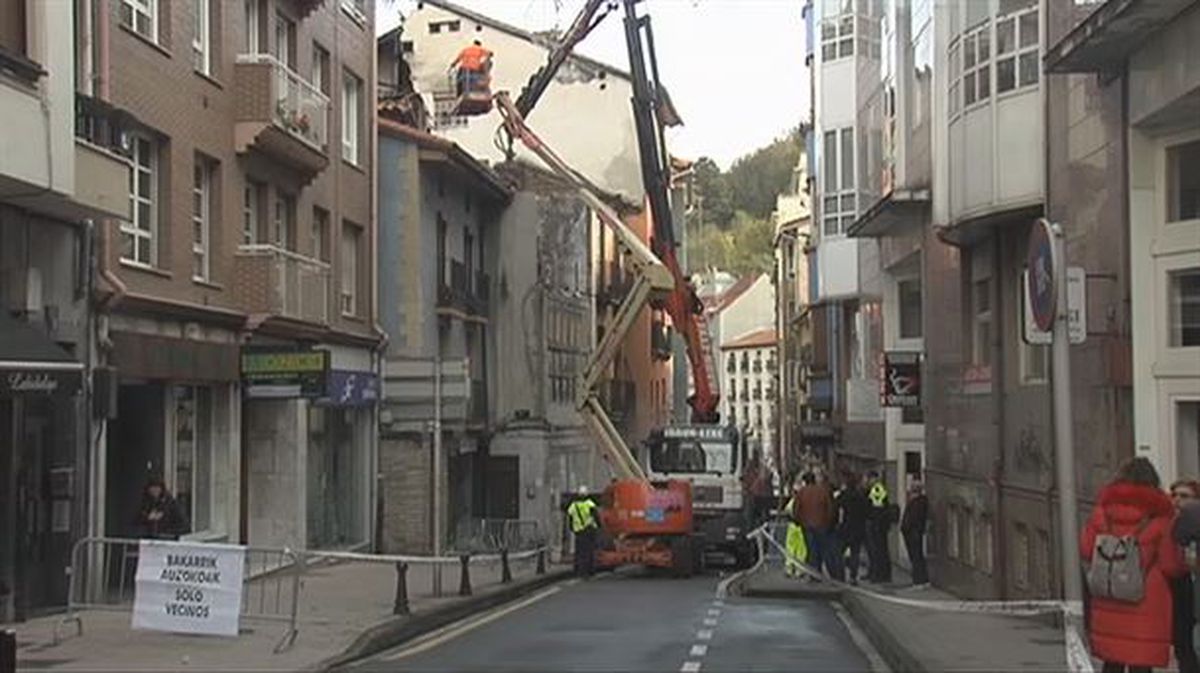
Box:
344;569;876;672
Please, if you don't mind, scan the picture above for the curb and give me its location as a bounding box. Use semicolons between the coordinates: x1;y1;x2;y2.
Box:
315;568;574;671
839;591;925;673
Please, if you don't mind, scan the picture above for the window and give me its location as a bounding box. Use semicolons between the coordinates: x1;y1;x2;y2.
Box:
341;0;366;24
960;24;990;108
1013;524;1031;590
242;0;260;53
948;41;961;116
273;192;295;250
428;19;461;34
173;385;213;535
311;207;329;261
191;156;215;282
0;0;27;59
432;94;469;130
242;181;263;244
822;127;856;235
311;43;330;94
121;0;157;41
192;0;211;75
820;14;854;60
1021;339;1049;384
1167;139;1200;222
273;12;295;67
341;222;361;316
121;134;157;266
947;504;961;559
342;70;362;164
1169;269;1200;348
995;7;1038;94
977;515;994;574
898;278;922;339
972;278;992;366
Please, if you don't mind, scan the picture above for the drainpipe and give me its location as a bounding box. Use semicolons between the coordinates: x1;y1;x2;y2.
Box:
990;232;1007;598
96;218;126;311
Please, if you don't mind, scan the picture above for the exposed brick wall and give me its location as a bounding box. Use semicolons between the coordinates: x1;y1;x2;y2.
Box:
380;435;432;554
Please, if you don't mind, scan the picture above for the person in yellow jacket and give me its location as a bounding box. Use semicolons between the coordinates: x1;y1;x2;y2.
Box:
567;486;600;577
784;481;809;578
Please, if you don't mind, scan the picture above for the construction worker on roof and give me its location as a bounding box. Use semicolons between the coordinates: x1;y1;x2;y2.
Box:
450;39;493;97
567;485;600;577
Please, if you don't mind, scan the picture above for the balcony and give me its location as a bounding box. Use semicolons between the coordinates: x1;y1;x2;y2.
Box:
73;95;132;220
438;260;489;318
234;54;330;179
234;245;330;324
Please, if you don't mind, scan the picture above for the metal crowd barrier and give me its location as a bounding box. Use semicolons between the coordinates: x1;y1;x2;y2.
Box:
453;518;545;554
54;537;301;652
52;536;550;653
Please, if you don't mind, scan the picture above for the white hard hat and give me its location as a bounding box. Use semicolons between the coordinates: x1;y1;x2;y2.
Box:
577;485;589;496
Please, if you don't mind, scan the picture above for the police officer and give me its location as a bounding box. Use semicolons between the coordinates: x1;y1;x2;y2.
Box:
865;471;894;583
567;485;600;577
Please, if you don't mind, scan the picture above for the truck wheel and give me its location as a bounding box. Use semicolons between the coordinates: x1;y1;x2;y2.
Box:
735;541;758;570
670;536;693;579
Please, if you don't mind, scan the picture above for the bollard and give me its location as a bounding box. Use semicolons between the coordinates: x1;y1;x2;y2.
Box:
458;554;472;596
500;548;512;584
393;562;410;616
536;547;546;575
1;629;15;673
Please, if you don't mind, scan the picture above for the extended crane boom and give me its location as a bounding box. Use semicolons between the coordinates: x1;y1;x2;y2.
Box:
511;0;616;120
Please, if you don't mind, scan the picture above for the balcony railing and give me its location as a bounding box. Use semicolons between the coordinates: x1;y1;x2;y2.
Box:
234;54;330;175
234;244;330;324
438;260;489;317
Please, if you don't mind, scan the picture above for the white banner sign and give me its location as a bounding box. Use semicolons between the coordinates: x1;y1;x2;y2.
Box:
132;540;246;637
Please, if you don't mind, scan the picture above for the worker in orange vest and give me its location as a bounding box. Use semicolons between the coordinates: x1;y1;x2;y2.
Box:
450;39;493;97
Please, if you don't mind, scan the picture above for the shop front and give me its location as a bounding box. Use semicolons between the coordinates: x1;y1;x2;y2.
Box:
0;312;85;621
308;369;377;550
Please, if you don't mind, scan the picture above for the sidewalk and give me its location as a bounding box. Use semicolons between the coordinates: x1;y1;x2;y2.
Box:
740;561;1070;672
8;555;571;672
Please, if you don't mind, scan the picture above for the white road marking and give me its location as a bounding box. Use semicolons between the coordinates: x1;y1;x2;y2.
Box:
703;617;718;627
384;586;563;661
696;629;714;640
713;600;725;607
690;644;708;657
707;608;721;617
681;662;702;672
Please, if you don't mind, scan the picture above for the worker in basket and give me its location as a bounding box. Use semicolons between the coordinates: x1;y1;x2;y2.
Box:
450;39;493;98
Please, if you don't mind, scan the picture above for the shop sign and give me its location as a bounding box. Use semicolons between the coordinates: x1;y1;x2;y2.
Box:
317;370;380;407
880;352;921;408
240;348;329;399
131;540;245;637
0;368;81;396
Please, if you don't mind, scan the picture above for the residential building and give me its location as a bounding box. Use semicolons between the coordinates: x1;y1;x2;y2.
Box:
773;156;813;481
1046;0;1200;489
385;1;676;484
1;0;130;621
720;329;780;474
89;0;380;555
376;119;511;554
805;0;886;480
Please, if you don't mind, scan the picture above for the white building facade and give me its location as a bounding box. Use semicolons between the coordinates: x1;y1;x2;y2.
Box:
721;329;780;473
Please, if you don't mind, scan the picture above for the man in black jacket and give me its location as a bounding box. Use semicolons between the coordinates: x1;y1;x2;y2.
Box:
836;472;870;585
900;479;930;587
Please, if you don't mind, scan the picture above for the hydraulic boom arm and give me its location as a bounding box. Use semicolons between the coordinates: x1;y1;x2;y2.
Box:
496;93;672;482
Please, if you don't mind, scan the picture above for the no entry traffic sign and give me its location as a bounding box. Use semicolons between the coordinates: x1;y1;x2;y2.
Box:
1027;218;1058;332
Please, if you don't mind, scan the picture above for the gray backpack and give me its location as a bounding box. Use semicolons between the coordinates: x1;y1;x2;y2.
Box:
1086;515;1151;603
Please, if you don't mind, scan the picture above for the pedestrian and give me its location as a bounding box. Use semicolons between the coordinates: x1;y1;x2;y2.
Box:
135;476;187;540
901;479;930;588
567;485;600;578
837;472;869;585
1170;479;1200;673
1080;457;1185;673
784;480;809;578
865;470;893;583
795;472;837;577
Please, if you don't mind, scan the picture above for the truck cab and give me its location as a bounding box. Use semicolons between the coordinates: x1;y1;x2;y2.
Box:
644;425;759;567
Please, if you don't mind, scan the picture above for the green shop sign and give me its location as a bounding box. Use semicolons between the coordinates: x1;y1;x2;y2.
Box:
240;348;330;398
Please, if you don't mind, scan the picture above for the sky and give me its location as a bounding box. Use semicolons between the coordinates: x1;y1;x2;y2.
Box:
376;0;810;169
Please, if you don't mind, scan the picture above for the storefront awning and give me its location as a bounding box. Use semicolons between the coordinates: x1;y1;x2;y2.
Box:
1044;0;1196;74
0;311;83;396
847;188;931;238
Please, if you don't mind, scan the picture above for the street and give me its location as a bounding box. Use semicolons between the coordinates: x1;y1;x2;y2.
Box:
343;569;877;672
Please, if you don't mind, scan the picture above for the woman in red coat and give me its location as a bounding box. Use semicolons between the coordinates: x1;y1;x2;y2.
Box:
1080;457;1186;673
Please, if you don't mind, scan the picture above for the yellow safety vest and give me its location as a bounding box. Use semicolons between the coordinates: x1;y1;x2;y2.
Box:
567;498;598;533
868;482;888;508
